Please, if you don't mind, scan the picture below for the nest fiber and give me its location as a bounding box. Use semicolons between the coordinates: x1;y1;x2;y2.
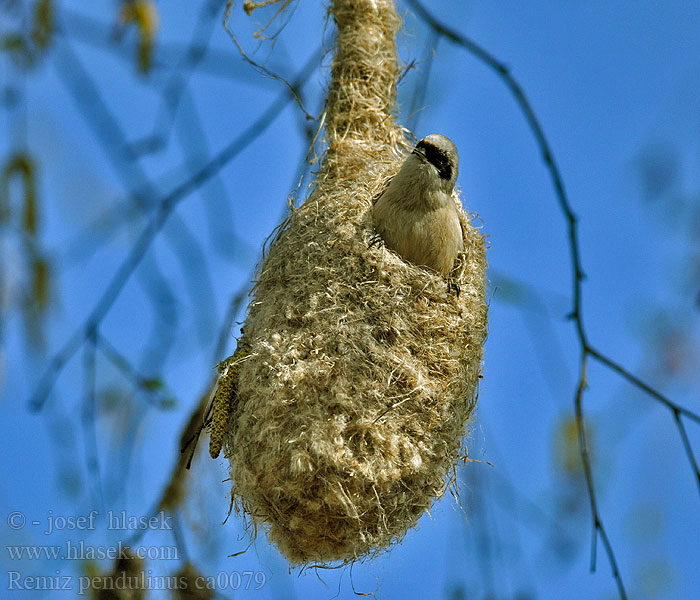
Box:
219;0;488;564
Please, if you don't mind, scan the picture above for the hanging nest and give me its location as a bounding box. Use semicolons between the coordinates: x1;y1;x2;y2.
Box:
213;0;488;564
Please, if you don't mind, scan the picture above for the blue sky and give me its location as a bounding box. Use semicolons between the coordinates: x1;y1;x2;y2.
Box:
2;1;700;598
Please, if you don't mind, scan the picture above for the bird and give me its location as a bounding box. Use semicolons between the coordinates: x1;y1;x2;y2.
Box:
371;134;463;278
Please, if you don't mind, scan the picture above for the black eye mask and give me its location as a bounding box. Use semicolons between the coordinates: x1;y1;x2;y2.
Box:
413;140;453;181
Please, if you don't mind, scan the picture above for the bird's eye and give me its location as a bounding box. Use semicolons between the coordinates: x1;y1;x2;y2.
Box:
416;141;452;181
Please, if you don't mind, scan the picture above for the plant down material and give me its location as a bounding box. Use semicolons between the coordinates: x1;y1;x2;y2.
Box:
215;0;488;564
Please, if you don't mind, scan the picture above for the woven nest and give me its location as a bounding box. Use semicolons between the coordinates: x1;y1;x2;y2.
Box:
215;0;488;564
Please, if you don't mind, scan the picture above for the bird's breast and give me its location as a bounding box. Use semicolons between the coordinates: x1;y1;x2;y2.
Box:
372;193;463;276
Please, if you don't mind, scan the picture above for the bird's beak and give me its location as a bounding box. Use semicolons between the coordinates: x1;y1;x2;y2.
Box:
412;147;427;162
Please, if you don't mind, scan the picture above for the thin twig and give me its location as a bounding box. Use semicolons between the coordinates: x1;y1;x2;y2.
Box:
588;348;700;425
672;410;700;499
223;1;312;119
589;347;700;498
406;27;439;134
573;357;625;597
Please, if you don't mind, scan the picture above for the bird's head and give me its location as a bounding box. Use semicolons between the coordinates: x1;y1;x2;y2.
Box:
410;134;459;193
